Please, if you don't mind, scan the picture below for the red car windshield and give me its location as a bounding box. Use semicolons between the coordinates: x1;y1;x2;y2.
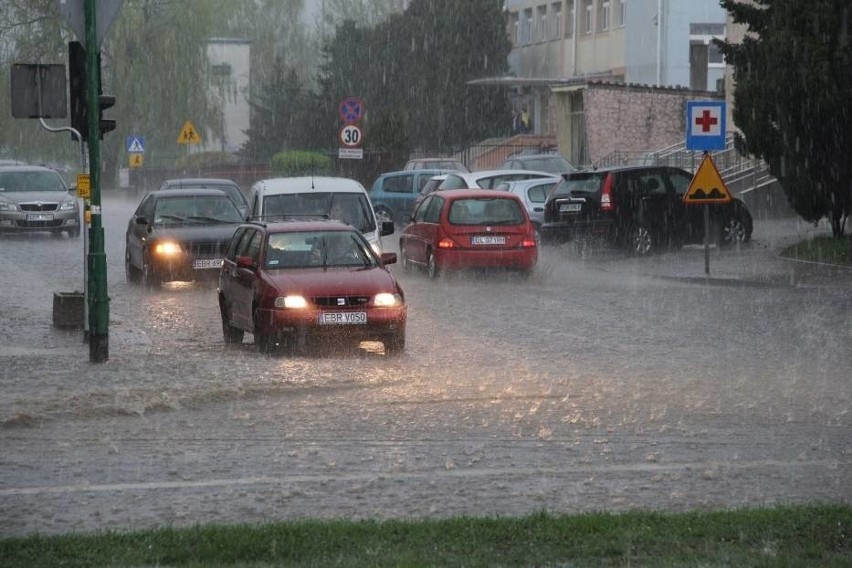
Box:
264;230;377;269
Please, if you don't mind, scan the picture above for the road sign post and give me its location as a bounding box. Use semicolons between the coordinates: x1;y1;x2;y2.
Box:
684;153;734;275
338;97;365;160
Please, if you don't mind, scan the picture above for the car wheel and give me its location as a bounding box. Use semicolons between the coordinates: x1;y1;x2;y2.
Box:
627;224;654;256
385;330;405;355
426;250;440;279
125;250;141;284
374;206;394;226
718;216;751;247
142;250;162;288
400;246;411;272
68;225;81;239
220;298;244;345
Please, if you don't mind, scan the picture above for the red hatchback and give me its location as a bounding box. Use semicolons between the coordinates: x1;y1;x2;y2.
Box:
218;220;406;354
399;189;538;278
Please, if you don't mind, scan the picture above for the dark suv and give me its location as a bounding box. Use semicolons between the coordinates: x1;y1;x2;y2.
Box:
540;165;753;255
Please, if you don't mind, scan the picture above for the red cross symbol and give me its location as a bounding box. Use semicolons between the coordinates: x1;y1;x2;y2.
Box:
694;109;718;132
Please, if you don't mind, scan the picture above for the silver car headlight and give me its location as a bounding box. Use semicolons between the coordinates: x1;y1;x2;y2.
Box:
0;200;17;212
59;199;78;211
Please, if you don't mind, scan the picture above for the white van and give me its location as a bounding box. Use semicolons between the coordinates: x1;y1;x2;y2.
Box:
247;176;393;254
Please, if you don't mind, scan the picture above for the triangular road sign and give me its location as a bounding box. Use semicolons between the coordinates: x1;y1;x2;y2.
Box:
127;137;144;153
177;120;201;144
683;154;732;204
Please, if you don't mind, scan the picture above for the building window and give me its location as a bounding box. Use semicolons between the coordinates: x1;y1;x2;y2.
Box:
510;12;519;46
618;0;626;27
537;5;547;42
584;0;593;34
552;3;562;39
567;0;575;36
523;8;533;45
599;0;610;32
708;40;724;65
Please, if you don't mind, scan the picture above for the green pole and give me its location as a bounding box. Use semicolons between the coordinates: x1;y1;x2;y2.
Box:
86;0;109;362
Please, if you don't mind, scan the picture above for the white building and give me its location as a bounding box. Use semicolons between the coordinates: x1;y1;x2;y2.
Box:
204;38;251;154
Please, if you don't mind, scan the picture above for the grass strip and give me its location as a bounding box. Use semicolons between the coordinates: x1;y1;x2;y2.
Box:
781;235;852;266
1;504;850;567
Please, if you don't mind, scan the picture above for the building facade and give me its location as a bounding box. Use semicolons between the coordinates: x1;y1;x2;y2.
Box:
204;38;251;155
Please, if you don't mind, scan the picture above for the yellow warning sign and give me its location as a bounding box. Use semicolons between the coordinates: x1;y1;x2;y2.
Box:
177;120;202;144
129;153;144;168
683;154;732;204
76;173;90;198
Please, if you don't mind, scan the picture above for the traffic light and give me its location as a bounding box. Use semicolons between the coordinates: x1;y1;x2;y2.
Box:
68;41;87;141
67;41;116;141
98;94;116;138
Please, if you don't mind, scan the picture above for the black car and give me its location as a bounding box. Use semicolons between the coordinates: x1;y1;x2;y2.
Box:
540;165;753;255
125;188;244;287
157;177;249;218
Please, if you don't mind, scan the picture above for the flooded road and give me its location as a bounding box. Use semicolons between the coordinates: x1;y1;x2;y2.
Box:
0;191;849;536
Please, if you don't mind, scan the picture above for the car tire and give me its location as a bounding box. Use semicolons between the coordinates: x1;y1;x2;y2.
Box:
374;206;394;227
142;250;161;288
717;215;751;247
426;250;440;279
385;331;405;355
627;224;654;256
400;246;411;272
220;298;244;345
68;225;81;239
125;250;142;284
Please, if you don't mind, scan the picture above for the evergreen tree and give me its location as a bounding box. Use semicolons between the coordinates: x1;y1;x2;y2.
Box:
719;0;851;237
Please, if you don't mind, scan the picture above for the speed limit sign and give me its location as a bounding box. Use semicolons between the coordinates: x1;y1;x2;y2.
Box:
339;124;363;148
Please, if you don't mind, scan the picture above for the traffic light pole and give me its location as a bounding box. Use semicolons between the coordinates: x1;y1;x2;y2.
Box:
85;0;109;362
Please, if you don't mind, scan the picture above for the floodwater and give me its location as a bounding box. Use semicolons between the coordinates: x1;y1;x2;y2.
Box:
0;192;849;536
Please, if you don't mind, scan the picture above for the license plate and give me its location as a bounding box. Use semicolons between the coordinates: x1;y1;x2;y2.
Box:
26;213;53;221
471;235;506;245
319;312;367;325
193;258;224;269
559;203;582;212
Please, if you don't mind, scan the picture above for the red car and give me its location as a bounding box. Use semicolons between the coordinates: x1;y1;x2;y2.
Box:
218;220;406;355
399;189;538;278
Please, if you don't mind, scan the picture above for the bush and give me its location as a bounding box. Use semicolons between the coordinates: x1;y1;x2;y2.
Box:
174;151;240;169
270;150;332;177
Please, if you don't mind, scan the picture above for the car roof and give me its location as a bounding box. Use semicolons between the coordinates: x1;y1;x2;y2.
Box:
379;168;451;178
502;176;561;187
148;188;230;198
247;219;355;234
0;165;59;173
252;176;366;194
161;178;239;186
564;165;685;177
433;188;525;201
458;169;554;181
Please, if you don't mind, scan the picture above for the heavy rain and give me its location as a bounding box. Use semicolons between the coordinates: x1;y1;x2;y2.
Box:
0;0;850;552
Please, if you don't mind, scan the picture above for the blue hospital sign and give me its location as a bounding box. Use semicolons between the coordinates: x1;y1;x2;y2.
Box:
686;101;727;151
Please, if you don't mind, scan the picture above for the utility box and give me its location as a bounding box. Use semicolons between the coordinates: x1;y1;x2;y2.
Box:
53;292;85;329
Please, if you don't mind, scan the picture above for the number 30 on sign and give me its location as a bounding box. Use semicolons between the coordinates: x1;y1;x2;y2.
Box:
339;124;362;148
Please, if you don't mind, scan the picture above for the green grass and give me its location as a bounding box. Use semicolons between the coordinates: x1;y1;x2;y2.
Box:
781;235;852;266
1;504;850;567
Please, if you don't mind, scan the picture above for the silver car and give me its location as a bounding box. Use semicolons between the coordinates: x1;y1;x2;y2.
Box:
495;176;561;231
0;165;81;238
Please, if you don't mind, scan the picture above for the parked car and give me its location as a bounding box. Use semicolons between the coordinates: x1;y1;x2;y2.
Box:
125;188;244;286
495;177;561;232
541;165;753;255
0;165;81;238
246;176;392;254
403;157;469;172
500;153;577;175
369;168;450;227
218;219;406;355
437;169;556;190
157;178;249;218
399;189;538;278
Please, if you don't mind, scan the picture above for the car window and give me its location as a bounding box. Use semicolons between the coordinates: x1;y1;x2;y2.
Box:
245;229;263;263
265;230;376;269
552;173;605;197
527;182;556;203
413;195;432;222
438;174;467;190
227;227;249;259
449;198;524;225
154;195;242;223
0;170;66;192
521;156;574;174
639;173;668;195
668;170;693;196
423;195;443;223
383;174;414;194
262;192;376;232
416;175;434;191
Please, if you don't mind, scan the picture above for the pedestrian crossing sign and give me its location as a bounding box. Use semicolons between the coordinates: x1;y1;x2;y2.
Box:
126;136;145;153
178;121;201;144
683;154;732;204
129;153;144;168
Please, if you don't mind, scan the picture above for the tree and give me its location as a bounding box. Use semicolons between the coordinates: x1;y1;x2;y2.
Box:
719;0;852;237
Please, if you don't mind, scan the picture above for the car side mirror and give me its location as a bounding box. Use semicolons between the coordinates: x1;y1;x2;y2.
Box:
236;255;254;269
380;252;397;265
135;216;149;225
381;220;394;236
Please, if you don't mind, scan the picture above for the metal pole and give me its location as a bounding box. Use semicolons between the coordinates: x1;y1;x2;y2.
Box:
86;0;109;362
